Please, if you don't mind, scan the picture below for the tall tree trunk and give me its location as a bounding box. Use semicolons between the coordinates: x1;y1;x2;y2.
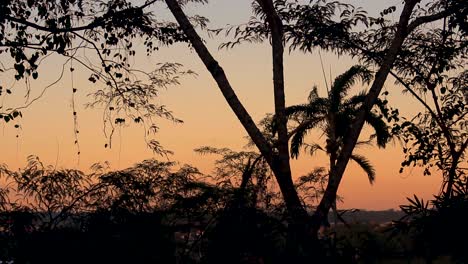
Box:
312;0;421;231
257;0;310;225
257;2;318;259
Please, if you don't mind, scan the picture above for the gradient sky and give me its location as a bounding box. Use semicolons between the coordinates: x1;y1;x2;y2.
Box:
0;0;442;210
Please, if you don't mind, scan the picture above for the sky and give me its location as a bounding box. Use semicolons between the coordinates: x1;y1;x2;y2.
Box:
0;0;442;210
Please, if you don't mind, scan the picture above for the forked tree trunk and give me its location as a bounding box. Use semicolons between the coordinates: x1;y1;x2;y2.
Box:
165;0;454;248
165;0;309;233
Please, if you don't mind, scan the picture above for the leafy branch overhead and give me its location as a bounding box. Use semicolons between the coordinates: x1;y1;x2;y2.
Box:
0;0;205;153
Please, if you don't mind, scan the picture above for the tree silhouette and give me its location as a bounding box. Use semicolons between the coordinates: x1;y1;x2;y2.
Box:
280;65;391;226
285;0;466;233
387;12;468;200
285;65;390;185
389;9;467;261
163;1;466;247
1;1;466;258
0;157;234;263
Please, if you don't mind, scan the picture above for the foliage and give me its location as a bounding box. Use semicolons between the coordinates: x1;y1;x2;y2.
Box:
194;146;279;210
0;0;202;153
0;153;465;263
214;0;367;52
0;153;289;263
295;167;328;207
215;0;466;192
393;178;468;262
0;155;95;230
395;76;467;177
276;65;393;184
386;5;468;198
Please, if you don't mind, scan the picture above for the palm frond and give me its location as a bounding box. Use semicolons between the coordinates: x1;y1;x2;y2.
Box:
284;104;312;117
330;65;373;108
351;154;376;184
343;90;367;108
289;117;325;158
290;123;310;159
287;98;328;118
290;130;306;159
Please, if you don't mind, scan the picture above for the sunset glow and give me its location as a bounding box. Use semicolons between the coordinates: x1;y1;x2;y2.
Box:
0;0;447;210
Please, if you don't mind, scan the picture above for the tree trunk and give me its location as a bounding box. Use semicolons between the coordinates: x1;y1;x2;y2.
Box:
312;0;421;231
165;0;309;232
257;0;310;222
445;138;468;200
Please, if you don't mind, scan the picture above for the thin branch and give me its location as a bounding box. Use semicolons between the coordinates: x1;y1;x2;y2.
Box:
408;9;454;33
72;32;129;103
3;0;158;34
389;70;438;119
4;15;103;34
1;60;69;114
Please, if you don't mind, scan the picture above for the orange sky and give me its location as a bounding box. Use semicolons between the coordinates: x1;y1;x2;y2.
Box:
0;0;442;210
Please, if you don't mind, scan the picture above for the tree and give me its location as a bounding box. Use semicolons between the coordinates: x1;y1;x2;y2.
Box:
388;11;467;260
285;65;391;184
164;0;465;242
257;0;466;230
0;157;216;263
194;146;274;207
387;11;468;200
164;1;314;255
281;65;392;225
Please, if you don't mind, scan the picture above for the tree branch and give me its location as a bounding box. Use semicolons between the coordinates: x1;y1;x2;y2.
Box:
408;9;452;33
3;0;158;33
3;15;103;33
164;0;273;164
389;71;438;119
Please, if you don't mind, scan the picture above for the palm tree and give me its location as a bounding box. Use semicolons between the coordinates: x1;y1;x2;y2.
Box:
284;65;391;224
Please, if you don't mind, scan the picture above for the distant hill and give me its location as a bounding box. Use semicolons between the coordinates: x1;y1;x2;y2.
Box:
331;209;404;224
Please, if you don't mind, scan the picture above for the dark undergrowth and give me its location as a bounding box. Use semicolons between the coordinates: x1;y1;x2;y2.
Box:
0;157;466;264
